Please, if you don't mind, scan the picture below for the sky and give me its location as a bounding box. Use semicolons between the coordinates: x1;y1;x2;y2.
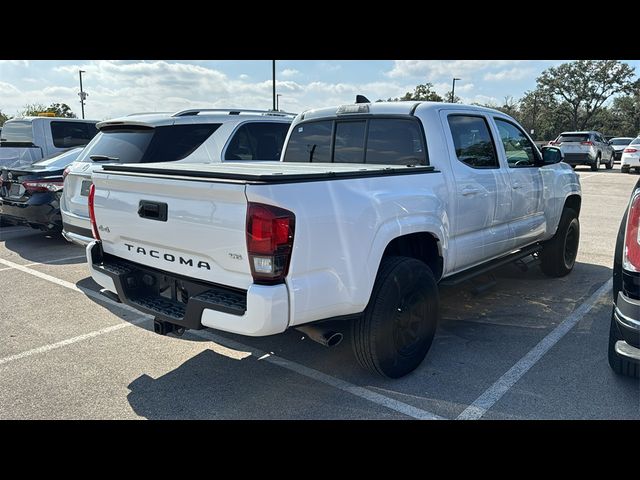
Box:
1;60;639;120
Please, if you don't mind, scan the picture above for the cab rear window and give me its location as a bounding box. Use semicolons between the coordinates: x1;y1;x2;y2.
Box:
283;117;427;165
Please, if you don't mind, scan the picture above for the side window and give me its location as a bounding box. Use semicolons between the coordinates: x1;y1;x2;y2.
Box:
447;115;498;169
494;119;539;168
334;121;365;163
50;122;98;148
140;124;221;163
282;121;333;163
366;119;427;165
225;122;291;161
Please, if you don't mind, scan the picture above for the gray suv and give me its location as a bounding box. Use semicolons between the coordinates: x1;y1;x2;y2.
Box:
550;131;615;171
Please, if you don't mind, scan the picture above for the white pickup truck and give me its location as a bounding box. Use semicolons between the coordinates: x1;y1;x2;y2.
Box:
0;116;98;168
86;101;581;378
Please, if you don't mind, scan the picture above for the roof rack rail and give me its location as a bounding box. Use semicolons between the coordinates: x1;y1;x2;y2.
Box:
172;108;297;118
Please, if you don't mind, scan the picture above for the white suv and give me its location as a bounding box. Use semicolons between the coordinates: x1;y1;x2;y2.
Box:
60;108;294;245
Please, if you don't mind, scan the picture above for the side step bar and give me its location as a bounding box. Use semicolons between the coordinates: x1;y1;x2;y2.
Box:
439;244;542;286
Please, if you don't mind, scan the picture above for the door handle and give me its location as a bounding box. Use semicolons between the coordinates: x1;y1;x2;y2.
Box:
512;181;522;189
461;187;481;196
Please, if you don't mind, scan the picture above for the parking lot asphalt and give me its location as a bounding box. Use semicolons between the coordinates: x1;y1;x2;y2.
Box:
0;166;638;419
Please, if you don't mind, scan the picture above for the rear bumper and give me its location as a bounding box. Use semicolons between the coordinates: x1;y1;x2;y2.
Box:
61;208;93;245
563;153;595;165
0;195;61;229
86;241;289;336
621;155;640;168
613;291;640;349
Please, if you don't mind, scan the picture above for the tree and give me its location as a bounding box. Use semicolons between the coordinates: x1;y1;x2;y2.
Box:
0;110;10;127
21;102;77;118
537;60;636;131
443;91;461;103
608;80;640;137
381;83;443;102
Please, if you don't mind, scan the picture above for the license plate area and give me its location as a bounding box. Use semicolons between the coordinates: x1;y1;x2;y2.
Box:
80;180;92;196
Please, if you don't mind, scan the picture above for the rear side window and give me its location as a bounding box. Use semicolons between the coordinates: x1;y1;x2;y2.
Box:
283;121;333;163
76;124;220;164
0;121;34;146
225;122;290;161
51;122;98;148
283;117;427;165
447;115;498;169
557;134;589;143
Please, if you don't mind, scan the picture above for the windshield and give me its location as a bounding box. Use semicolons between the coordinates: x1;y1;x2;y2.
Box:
76;124;221;164
610;138;633;146
32;147;84;168
0;121;34;146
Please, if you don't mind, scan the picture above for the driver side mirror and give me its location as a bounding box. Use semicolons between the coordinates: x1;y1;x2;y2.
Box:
540;146;564;165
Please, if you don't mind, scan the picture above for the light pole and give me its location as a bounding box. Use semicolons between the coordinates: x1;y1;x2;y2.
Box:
276;94;282;111
78;70;87;119
451;77;461;103
272;60;276;111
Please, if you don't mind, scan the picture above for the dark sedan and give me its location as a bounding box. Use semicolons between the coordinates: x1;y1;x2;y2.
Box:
609;178;640;378
0;147;83;231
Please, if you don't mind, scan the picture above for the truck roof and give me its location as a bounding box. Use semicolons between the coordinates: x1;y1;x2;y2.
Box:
7;116;98;123
300;101;505;122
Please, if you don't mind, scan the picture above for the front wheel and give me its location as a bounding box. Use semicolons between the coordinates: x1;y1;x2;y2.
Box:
539;208;580;277
352;256;439;378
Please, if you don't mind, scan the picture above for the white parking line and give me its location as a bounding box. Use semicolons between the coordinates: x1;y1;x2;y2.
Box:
0;256;445;420
0;317;148;367
457;278;613;420
189;329;445;420
24;255;86;267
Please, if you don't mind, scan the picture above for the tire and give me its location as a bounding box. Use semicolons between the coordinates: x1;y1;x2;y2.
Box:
590;155;601;171
621;166;630;173
608;309;640;378
539;208;580;277
351;256;439;378
605;155;614;170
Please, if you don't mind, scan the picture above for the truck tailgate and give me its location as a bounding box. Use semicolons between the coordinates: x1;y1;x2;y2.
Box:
91;171;252;290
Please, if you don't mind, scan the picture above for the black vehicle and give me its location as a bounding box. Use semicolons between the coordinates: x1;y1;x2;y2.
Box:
0;147;83;231
609;178;640;378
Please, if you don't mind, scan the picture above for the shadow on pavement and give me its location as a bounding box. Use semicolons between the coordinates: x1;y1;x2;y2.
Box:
1;226;84;264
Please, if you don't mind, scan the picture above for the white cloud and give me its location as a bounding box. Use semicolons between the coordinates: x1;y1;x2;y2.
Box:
281;68;300;78
318;62;341;72
386;60;523;79
483;67;534;82
0;60;29;67
239;74;249;80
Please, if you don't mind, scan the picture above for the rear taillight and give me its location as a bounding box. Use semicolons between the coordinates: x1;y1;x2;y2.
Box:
623;190;640;272
88;183;100;241
624;148;638;153
22;179;64;192
581;141;593;146
62;167;71;180
246;202;295;284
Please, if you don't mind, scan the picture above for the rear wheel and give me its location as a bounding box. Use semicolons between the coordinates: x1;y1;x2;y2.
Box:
608;310;640;378
590;155;601;171
540;208;579;277
351;256;439;378
621;165;630;173
605;155;614;170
